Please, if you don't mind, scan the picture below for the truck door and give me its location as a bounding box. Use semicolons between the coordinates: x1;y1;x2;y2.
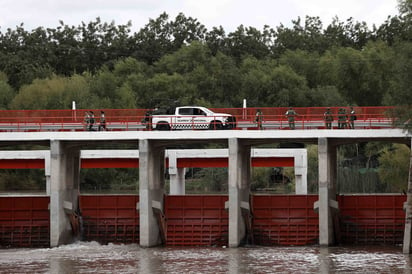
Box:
176;107;194;129
192;108;208;129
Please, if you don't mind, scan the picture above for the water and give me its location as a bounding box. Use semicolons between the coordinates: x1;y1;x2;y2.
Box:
0;242;411;273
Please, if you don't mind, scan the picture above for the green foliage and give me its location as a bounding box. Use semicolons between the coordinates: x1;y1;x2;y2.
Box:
307;145;319;194
0;170;45;191
187;168;228;193
305;86;347;107
80;168;139;193
9;74;92;110
0;80;14;110
378;144;410;192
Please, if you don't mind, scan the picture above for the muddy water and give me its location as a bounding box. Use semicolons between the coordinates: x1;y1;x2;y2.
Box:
0;242;410;273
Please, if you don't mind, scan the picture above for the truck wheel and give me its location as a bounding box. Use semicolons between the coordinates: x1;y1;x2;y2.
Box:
156;122;171;131
209;121;223;130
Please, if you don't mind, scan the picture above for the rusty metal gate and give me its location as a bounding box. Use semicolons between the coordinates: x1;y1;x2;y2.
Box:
165;195;228;246
80;195;139;244
0;196;50;247
338;194;406;245
252;195;319;245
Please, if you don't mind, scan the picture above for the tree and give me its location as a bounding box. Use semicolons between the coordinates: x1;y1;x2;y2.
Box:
134;12;206;64
335;47;371;105
266;65;308;107
9;74;92;110
279;49;320;89
378;144;410;192
226;25;271;60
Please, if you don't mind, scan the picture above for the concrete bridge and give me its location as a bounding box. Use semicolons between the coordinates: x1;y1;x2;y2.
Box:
0;129;411;251
0;148;307;195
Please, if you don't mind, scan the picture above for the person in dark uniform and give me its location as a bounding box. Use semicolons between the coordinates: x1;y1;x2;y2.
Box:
98;111;106;131
88;111;95;131
338;108;348;129
324;108;333;129
285;107;297;129
255;109;263;130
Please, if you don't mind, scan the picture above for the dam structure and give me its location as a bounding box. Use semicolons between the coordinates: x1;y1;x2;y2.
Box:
0;128;411;252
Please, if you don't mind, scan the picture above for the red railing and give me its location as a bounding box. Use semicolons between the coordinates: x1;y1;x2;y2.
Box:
0;106;396;132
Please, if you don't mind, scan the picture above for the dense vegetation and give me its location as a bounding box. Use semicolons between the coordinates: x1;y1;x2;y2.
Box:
0;0;411;193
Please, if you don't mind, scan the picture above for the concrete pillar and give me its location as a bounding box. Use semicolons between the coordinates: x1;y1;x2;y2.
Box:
228;138;251;247
139;139;165;247
294;151;308;194
316;137;338;246
49;140;80;247
403;138;412;254
45;152;51;195
168;150;186;195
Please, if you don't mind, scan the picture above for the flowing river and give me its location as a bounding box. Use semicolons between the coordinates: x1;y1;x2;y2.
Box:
0;242;411;273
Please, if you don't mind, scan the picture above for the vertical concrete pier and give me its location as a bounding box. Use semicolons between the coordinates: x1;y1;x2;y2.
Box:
228;138;251;247
168;150;186;195
316;137;338;246
294;150;308;194
139;139;165;247
403;138;412;254
49;140;80;247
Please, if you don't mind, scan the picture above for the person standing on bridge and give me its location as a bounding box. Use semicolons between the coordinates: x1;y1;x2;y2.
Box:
349;107;356;129
338;108;348;129
285;107;297;129
324;108;333;129
255;109;263;130
89;111;95;131
84;111;90;131
98;111;106;131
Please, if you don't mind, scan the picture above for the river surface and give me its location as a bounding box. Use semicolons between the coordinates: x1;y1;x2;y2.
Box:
0;242;411;273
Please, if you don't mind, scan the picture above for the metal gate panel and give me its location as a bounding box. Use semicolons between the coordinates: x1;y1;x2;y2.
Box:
338;194;406;245
0;196;50;247
165;195;228;246
252;195;319;246
80;195;139;244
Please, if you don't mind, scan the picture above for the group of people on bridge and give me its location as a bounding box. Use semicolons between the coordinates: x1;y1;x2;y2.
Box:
84;111;106;131
256;107;357;130
324;107;357;129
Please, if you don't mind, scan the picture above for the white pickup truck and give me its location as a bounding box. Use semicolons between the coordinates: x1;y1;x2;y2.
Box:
144;106;236;130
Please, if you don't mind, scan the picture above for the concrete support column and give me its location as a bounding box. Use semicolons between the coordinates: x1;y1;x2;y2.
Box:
168;150;186;195
45;153;51;195
228;138;251;247
294;151;308;194
316;137;338;246
403;138;412;254
139;139;165;247
49;140;80;247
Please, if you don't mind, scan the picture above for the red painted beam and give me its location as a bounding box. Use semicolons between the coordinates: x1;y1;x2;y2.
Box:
81;158;139;168
176;157;294;168
0;159;45;169
0;157;295;169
